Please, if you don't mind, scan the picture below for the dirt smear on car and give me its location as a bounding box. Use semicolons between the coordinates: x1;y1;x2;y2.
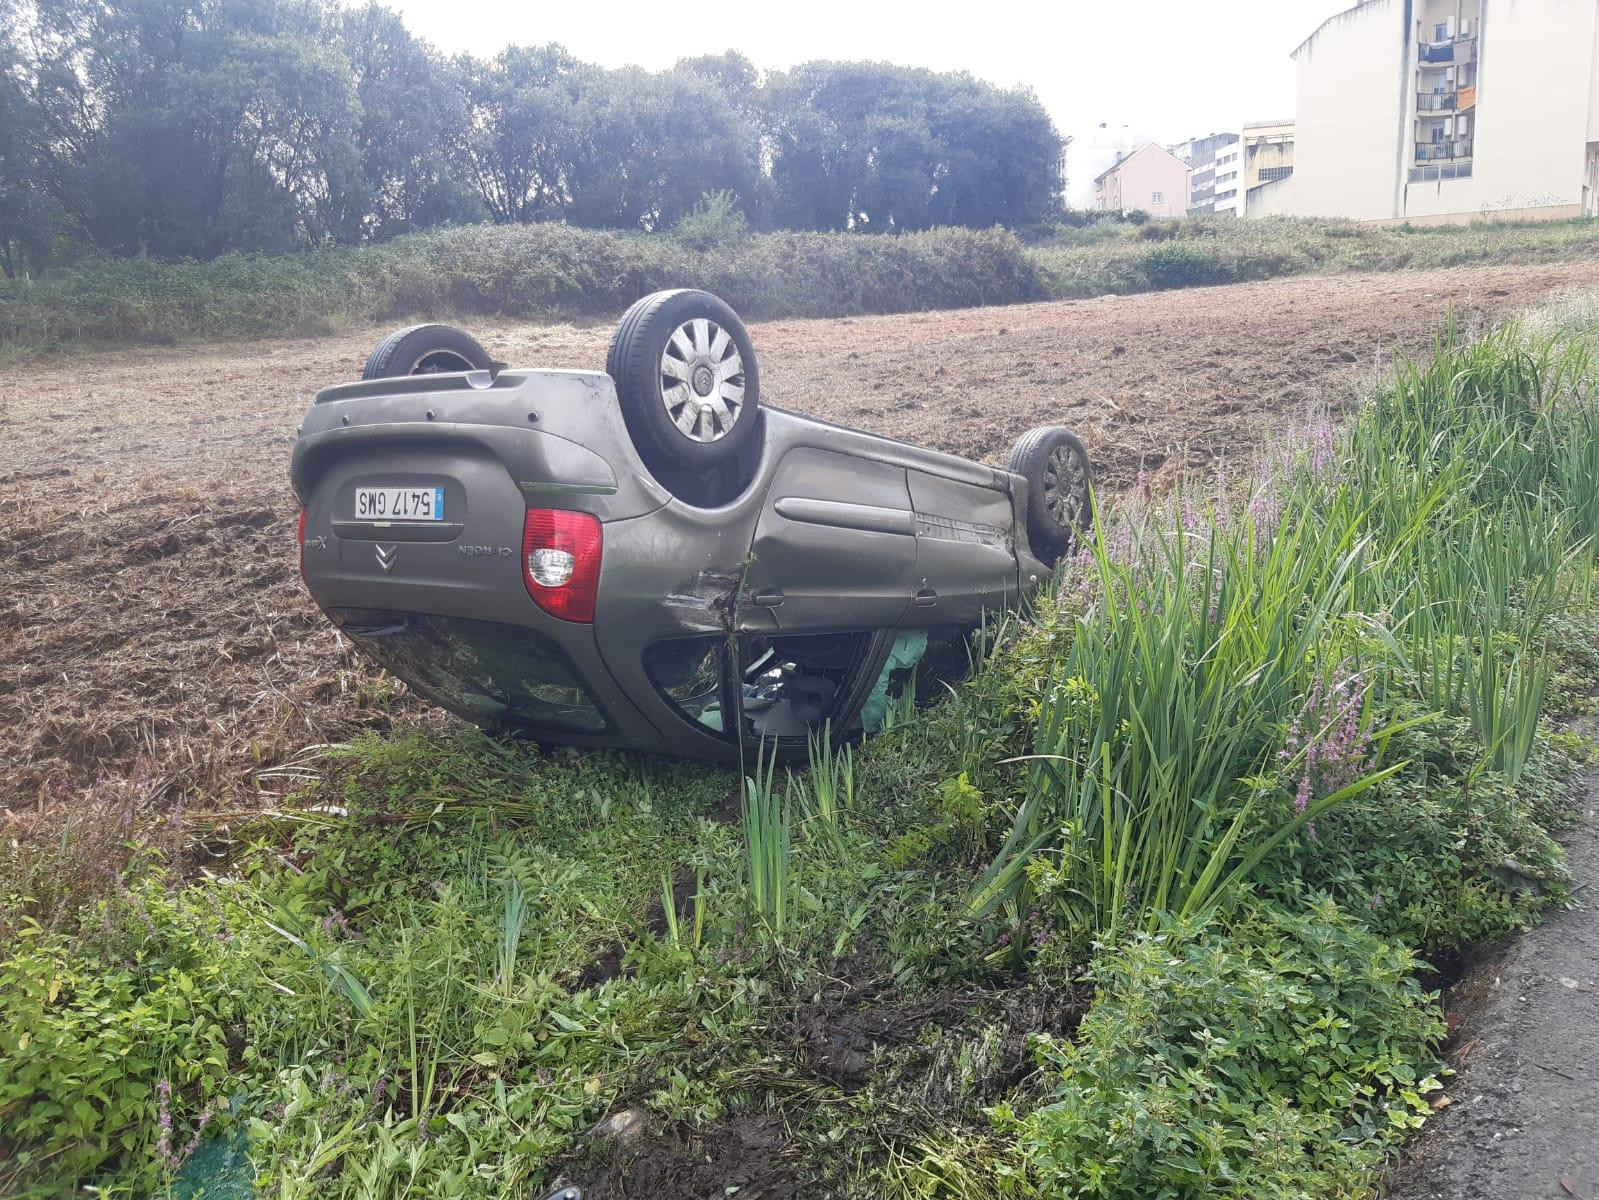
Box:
4;259;1597;811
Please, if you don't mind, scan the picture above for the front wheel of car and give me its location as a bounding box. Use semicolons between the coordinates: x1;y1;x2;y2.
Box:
1009;426;1092;566
606;289;761;472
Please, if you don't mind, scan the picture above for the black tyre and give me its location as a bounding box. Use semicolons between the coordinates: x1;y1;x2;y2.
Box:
361;324;494;380
606;289;760;471
1008;426;1092;565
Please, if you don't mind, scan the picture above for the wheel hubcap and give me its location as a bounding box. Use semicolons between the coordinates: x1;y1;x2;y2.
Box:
1042;444;1088;528
660;318;745;444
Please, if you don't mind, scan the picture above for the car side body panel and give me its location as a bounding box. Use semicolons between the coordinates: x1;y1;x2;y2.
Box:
747;446;918;629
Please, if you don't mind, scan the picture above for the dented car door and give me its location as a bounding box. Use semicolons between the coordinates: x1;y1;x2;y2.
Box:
745;446;919;630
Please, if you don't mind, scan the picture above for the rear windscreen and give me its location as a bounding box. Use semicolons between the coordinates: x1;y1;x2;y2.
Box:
328;609;608;734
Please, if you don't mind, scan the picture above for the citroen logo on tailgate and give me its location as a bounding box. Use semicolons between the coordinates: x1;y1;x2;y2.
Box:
374;544;398;574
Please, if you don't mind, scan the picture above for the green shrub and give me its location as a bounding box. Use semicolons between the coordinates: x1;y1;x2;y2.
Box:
1268;716;1572;955
671;190;750;251
1031;215;1599;301
0;911;242;1195
967;323;1596;965
1004;902;1444;1200
1140;242;1231;288
10;216;1599;356
0;224;1045;353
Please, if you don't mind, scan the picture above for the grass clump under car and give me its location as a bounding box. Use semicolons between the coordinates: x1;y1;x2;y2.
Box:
3;302;1599;1198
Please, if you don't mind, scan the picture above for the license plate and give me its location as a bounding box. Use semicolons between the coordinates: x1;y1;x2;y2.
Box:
354;486;445;521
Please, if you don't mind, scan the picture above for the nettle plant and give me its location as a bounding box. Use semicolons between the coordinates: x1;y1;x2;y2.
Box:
1002;900;1446;1200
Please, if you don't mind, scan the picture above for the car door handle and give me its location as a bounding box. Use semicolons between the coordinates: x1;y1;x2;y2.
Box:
753;592;784;608
914;588;938;607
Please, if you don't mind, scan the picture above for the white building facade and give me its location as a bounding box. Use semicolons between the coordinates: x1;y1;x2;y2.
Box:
1284;0;1599;223
1173;132;1244;215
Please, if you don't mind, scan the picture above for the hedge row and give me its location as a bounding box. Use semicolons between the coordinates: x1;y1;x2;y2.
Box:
0;225;1046;352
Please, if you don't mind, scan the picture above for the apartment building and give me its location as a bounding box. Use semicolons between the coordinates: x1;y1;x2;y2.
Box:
1173;132;1243;215
1241;120;1295;216
1092;143;1192;218
1280;0;1599;223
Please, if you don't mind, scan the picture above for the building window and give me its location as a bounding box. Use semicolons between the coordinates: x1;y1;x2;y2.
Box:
1151;191;1163;204
1434;21;1448;40
1259;165;1293;183
1216;171;1236;184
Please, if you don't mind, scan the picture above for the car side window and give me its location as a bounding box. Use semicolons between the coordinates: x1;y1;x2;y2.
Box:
737;632;874;742
647;630;884;744
644;636;733;737
859;626;977;732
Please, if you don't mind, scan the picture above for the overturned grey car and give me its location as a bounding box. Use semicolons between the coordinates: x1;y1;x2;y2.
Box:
290;290;1090;762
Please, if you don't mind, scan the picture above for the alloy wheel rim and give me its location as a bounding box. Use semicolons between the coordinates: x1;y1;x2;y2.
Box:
660;318;745;444
1042;444;1087;528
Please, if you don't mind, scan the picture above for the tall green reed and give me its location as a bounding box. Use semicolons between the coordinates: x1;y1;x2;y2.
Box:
974;324;1598;950
740;742;791;944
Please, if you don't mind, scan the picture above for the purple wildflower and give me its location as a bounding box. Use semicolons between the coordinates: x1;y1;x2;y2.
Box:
179;1100;216;1163
1286;671;1370;833
156;1079;175;1170
322;909;351;939
128;892;158;942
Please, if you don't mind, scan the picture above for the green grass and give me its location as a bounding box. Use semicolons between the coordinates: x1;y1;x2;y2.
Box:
1031;213;1599;298
3;215;1598;357
3;302;1599;1198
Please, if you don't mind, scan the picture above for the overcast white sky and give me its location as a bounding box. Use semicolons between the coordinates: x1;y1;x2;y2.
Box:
388;0;1356;204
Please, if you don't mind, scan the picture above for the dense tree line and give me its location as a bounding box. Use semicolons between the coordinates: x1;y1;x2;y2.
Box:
0;0;1064;275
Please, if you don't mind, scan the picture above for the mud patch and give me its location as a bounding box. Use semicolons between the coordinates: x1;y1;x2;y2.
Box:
794;975;1090;1107
559;1113;807;1200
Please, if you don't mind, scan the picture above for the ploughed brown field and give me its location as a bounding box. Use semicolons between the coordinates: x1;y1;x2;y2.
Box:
5;259;1597;810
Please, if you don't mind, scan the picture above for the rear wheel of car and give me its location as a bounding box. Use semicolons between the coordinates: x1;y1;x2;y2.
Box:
1009;426;1091;566
606;289;761;472
361;324;495;380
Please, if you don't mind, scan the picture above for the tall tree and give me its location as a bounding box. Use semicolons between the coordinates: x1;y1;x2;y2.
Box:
25;0;362;257
0;1;52;276
455;43;581;224
925;78;1063;229
763;61;1062;232
565;64;760;231
332;4;477;239
3;5;1064;264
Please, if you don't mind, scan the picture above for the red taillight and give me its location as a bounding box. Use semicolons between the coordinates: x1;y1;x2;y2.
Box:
522;508;602;623
297;507;307;581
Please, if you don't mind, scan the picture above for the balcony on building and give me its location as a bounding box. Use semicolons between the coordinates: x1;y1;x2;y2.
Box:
1410;161;1473;182
1415;138;1474;163
1418;34;1477;64
1417;91;1458;112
